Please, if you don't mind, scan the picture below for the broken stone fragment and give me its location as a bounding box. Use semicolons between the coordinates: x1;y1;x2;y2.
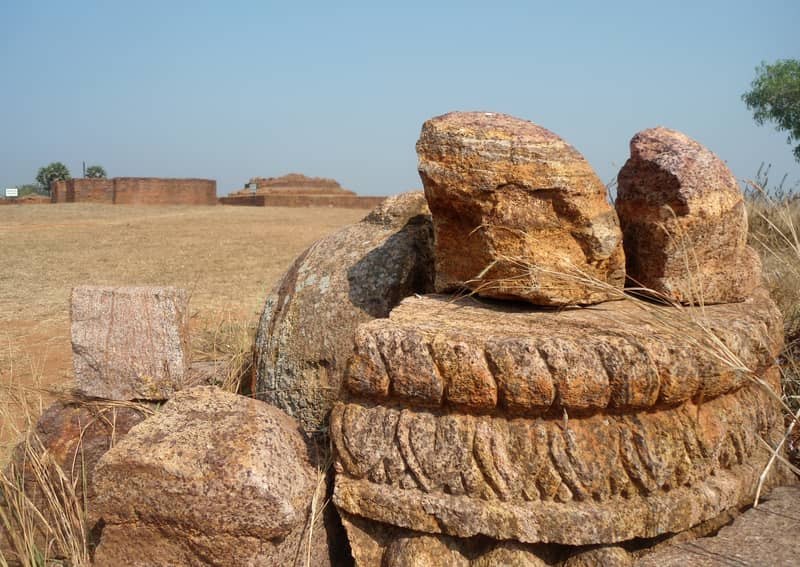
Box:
71;286;190;401
416;111;625;306
91;386;334;566
616;127;761;304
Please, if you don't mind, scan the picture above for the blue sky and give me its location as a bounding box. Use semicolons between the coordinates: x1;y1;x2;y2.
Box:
1;1;798;196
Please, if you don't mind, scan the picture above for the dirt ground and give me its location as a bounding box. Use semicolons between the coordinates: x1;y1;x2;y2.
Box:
0;203;366;397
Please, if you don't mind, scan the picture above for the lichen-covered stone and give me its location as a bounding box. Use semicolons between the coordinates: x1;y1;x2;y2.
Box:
71;286;190;400
1;401;151;557
91;386;333;566
339;511;551;566
616;127;761;304
417;111;625;306
473;542;549;566
254;192;434;432
383;534;470;567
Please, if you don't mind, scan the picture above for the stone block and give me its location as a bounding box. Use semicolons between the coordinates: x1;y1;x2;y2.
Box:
417;111;625;306
71;286;190;400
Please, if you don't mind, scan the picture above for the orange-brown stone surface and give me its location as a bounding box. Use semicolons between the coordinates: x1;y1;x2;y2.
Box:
344;290;782;412
416;111;625;306
332;290;787;546
91;386;334;566
616;127;760;304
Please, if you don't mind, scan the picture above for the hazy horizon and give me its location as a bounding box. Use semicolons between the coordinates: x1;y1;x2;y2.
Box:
2;1;799;197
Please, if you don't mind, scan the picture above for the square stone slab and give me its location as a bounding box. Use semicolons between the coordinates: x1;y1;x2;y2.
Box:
71;286;190;400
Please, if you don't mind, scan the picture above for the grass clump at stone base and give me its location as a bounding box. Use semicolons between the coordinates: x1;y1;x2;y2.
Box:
0;359;155;567
744;169;800;467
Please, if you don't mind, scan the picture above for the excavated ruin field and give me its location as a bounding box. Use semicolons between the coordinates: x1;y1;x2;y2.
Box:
0;203;365;396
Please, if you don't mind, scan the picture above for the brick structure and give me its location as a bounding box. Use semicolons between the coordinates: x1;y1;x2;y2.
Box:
51;179;114;203
50;178;216;206
219;194;385;209
221;173;385;209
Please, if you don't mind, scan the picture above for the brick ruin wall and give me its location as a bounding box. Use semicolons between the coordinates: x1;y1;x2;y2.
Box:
50;178;216;205
112;178;217;206
219;194;386;209
51;179;114;203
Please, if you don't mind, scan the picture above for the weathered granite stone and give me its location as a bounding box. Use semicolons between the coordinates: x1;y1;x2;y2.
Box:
91;386;333;566
71;286;190;400
340;511;551;566
635;486;800;566
333;378;783;545
333;291;787;546
472;542;549;566
565;546;632;567
344;291;782;413
254;192;434;432
383;533;470;567
616;127;761;304
16;400;151;494
416;111;625;306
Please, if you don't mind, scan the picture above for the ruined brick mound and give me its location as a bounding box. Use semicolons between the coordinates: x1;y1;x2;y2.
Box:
223;172;387;208
332;289;787;546
219;193;386;208
51;177;217;205
417;111;625;306
250;172;356;195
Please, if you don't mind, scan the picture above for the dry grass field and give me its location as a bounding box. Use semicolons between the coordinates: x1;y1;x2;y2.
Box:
0;203;366;400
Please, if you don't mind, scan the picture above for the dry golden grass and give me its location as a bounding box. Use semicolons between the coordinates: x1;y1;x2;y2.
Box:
0;203;365;388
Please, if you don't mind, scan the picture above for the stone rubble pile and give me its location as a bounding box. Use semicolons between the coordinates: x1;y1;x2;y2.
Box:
3;112;796;566
326;112;792;565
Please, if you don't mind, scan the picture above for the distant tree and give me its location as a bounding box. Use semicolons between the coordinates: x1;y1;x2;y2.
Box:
17;183;48;197
35;162;71;190
742;59;800;161
86;165;107;179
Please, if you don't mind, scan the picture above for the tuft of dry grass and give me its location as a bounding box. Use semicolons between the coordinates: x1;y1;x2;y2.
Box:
0;364;156;566
190;309;256;394
0;370;87;567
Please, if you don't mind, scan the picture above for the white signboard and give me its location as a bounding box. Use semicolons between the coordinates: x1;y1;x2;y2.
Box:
5;187;18;198
248;183;257;193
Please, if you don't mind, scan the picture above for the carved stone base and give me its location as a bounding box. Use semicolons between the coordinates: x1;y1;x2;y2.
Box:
333;378;784;545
